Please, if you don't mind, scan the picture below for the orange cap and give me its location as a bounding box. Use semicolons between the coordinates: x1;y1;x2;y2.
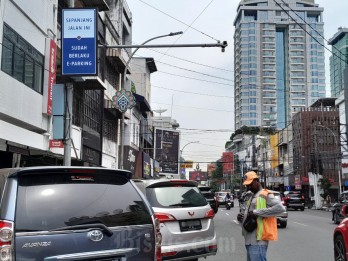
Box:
243;171;259;185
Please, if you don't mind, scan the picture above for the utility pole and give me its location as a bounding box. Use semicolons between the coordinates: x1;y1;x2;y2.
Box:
103;39;228;169
63;0;75;166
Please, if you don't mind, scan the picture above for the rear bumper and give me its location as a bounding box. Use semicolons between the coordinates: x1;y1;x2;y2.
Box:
162;238;217;260
287;203;304;207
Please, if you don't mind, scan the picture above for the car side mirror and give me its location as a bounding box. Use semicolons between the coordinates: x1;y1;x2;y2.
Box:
342;205;348;216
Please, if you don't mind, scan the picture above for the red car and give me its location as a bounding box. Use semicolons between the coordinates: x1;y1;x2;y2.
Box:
334;205;348;260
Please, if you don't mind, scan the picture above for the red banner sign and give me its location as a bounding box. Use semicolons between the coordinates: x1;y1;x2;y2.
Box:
47;39;57;115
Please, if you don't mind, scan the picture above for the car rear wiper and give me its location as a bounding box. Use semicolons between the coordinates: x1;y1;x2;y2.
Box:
50;223;113;236
169;202;192;207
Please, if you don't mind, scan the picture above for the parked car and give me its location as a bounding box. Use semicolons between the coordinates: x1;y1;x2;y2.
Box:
239;190;288;228
198;185;219;213
332;191;348;224
334;205;348;261
134;179;218;260
284;191;305;211
0;166;162;261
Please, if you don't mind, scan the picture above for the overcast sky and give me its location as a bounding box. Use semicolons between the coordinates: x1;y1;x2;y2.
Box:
126;0;348;170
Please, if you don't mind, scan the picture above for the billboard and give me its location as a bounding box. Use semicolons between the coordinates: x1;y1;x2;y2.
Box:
62;8;97;75
189;171;208;181
222;152;234;175
154;128;180;174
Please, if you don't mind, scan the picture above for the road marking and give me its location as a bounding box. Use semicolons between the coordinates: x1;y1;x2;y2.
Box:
233;220;240;224
292;221;307;226
225;213;230;216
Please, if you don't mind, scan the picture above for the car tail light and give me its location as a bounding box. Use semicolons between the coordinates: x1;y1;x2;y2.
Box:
155;212;177;223
301;196;305;200
162;251;178;257
153;218;162;261
0;221;13;261
208;244;218;251
204;209;215;219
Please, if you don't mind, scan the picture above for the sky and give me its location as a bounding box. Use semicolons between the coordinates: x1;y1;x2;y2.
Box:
126;0;348;171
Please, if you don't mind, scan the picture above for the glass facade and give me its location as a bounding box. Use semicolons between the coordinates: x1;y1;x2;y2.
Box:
234;0;325;130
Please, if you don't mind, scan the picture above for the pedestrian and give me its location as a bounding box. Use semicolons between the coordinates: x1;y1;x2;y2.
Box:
237;171;286;261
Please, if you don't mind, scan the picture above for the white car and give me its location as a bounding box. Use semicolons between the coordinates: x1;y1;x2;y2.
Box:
134;179;217;261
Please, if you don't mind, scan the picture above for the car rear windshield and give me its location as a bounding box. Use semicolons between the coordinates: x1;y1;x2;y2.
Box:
201;191;214;200
146;186;207;208
15;172;152;232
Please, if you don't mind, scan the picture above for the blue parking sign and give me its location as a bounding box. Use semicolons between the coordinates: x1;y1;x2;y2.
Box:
62;9;97;75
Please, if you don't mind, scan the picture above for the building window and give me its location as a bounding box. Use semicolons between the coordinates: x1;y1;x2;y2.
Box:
1;24;44;93
84;90;101;133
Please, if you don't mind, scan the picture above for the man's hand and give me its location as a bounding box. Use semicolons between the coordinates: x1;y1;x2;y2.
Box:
247;211;256;219
237;213;244;222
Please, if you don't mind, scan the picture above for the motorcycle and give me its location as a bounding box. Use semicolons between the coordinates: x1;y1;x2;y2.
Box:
226;199;233;210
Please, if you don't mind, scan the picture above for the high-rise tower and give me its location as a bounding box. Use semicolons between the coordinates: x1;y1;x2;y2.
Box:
329;27;348;98
234;0;326;130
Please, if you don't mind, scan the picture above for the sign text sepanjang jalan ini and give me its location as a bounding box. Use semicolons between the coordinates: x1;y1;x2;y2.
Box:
62;9;97;75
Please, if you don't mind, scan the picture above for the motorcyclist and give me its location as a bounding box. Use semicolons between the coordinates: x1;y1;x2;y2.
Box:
224;193;232;202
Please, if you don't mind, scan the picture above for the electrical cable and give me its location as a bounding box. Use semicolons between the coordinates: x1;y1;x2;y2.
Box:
136;0;219;42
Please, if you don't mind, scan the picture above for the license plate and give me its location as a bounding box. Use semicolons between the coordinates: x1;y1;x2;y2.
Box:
180;219;202;232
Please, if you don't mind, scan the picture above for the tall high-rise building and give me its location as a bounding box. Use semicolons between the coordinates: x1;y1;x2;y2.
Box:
234;0;326;130
329;27;348;98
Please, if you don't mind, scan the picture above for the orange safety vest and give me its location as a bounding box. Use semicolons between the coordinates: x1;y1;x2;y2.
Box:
255;189;278;241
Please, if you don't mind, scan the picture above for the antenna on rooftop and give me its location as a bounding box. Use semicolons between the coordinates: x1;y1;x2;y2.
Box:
153;109;167;116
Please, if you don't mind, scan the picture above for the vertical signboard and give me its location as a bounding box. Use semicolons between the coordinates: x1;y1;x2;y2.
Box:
44;39;57;115
295;174;302;190
62;9;97;75
143;151;152;179
154;128;180;175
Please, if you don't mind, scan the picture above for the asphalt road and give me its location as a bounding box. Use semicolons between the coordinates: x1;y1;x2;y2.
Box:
205;201;335;261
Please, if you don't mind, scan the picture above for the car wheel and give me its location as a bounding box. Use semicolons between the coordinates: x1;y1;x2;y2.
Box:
187;259;198;261
280;221;287;228
335;211;341;224
334;234;347;261
301;207;304;211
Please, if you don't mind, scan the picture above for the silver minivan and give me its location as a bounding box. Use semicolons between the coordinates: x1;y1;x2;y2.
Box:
134;179;217;261
0;167;162;261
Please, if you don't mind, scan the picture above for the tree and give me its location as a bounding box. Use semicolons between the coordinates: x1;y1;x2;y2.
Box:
319;177;332;200
210;161;223;192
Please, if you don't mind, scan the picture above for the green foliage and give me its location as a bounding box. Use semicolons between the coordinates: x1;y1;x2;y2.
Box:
131;82;137;93
229;126;277;142
319;177;332;200
210;160;223;192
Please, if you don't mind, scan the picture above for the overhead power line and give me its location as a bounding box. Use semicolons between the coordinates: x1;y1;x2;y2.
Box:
278;0;348;63
273;0;348;65
136;0;219;42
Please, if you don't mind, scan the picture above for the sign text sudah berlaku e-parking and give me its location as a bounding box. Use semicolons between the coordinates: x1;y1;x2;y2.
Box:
62;9;97;75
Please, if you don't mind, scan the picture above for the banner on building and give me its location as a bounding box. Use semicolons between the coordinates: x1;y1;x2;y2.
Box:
154;128;180;175
143;151;152;179
270;134;279;169
189;171;207;181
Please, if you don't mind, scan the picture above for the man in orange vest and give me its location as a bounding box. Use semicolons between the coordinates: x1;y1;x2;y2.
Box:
237;171;285;261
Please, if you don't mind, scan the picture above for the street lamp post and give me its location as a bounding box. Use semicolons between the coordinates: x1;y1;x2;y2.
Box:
180;141;200;179
119;32;183;169
314;124;342;197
